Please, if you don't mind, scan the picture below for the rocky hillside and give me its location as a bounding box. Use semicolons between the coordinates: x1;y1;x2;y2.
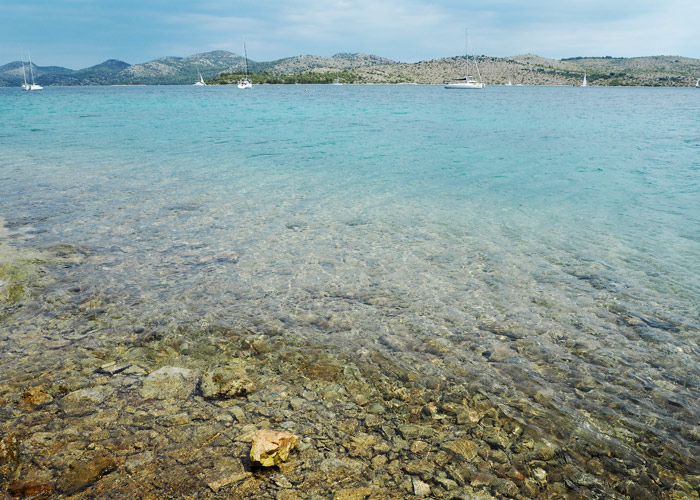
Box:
1;51;699;87
346;54;700;86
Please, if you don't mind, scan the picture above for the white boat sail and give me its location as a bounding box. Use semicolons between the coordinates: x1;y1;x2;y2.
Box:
445;29;484;89
505;77;513;86
237;41;252;89
580;73;588;87
21;51;42;90
193;71;206;86
20;52;30;90
696;78;700;88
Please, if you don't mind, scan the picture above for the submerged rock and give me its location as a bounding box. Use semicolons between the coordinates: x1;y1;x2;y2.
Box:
140;366;198;400
412;477;431;497
60;387;110;415
445;438;479;461
0;432;18;464
200;363;255;399
20;385;53;409
333;486;373;500
58;456;118;494
249;429;299;467
8;480;55;499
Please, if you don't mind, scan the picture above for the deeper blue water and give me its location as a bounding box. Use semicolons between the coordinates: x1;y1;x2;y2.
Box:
1;84;700;476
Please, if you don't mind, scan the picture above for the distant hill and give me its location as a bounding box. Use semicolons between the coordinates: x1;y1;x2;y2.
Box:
1;51;699;87
0;61;73;86
343;54;700;86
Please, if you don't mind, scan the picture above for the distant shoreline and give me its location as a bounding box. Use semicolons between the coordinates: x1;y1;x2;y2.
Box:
2;51;699;87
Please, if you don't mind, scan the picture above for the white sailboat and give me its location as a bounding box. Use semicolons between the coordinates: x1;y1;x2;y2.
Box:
237;41;252;89
20;52;30;90
21;51;42;90
580;73;588;87
696;78;699;88
445;29;484;89
193;71;206;86
505;77;513;86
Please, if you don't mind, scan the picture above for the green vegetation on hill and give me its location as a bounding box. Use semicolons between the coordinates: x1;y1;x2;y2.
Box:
209;70;366;85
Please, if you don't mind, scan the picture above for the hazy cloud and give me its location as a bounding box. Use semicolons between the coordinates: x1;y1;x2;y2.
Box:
1;0;697;68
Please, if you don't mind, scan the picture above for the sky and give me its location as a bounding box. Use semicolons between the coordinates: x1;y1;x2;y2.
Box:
2;0;699;69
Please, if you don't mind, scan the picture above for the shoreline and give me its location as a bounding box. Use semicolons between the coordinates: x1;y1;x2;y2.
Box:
1;238;698;499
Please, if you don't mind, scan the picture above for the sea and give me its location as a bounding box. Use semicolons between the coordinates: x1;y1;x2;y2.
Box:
1;84;699;496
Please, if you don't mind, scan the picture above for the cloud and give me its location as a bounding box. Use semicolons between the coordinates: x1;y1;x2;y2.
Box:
1;0;698;67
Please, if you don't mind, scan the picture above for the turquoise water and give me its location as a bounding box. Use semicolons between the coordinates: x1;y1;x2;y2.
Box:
2;85;700;478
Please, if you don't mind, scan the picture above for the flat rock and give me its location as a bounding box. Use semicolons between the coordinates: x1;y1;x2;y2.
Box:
8;480;55;499
413;477;431;497
250;429;299;467
334;486;373;500
200;364;255;399
58;456;118;494
98;362;131;375
445;438;480;461
140;366;198;400
60;387;110;415
206;471;252;492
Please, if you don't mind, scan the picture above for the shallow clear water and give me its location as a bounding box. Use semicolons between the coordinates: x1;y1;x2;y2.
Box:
2;84;700;478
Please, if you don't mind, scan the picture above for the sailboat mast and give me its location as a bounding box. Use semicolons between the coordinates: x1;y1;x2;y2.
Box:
21;50;27;87
28;52;36;85
243;41;249;77
465;29;469;80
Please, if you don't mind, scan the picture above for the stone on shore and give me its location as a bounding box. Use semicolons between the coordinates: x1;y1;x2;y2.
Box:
140;366;198;400
249;429;299;467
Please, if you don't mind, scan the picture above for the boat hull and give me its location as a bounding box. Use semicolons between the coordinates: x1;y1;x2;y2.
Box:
444;82;485;89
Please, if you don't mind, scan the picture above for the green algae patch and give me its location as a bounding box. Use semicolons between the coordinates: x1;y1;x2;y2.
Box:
0;261;37;303
0;237;50;307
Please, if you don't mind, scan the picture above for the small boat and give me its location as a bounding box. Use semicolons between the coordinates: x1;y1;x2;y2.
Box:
505;77;513;86
193;71;206;86
580;73;588;87
696;78;700;88
21;51;42;91
445;29;484;89
237;41;252;89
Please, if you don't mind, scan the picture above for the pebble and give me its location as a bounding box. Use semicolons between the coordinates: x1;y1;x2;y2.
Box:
0;432;18;464
412;477;431;497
